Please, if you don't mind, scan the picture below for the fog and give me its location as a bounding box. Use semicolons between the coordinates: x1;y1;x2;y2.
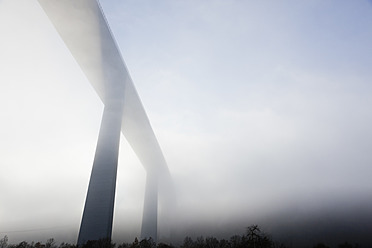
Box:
1;0;372;246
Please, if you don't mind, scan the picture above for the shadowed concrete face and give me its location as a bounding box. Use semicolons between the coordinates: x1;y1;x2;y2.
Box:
36;0;173;244
141;173;158;242
78;99;124;244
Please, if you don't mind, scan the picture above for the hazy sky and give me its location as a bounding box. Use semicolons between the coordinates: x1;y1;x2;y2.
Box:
1;0;372;246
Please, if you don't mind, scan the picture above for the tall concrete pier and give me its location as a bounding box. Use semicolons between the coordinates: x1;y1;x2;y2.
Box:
37;0;173;244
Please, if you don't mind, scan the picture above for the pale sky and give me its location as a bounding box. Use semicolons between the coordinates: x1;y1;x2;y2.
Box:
1;0;372;246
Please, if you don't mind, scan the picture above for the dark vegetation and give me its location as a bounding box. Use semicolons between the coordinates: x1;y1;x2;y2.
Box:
0;225;362;248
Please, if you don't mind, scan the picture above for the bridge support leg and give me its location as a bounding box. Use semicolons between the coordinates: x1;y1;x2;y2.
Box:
141;172;158;243
77;99;124;245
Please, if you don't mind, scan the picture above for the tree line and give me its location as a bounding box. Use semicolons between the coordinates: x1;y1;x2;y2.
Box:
0;225;361;248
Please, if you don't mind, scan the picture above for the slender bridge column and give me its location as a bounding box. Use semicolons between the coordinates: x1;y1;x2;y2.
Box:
78;98;124;245
141;172;158;242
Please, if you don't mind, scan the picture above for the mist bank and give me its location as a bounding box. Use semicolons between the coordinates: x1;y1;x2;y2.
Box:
4;194;371;247
115;195;372;247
